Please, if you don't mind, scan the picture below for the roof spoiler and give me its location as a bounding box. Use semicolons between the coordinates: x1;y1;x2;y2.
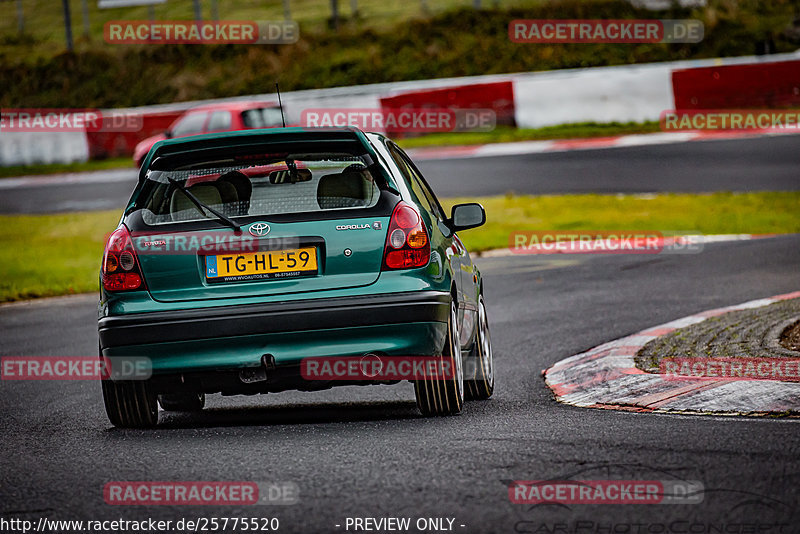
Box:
138;128;367;182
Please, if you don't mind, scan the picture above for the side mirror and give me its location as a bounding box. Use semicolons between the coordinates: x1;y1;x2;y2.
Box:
449;203;486;232
164;130;173;139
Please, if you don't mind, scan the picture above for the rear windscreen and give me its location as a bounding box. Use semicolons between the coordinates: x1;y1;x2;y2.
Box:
136;153;382;225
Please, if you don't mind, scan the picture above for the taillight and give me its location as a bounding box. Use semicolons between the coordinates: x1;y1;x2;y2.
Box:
382;202;430;270
102;226;144;292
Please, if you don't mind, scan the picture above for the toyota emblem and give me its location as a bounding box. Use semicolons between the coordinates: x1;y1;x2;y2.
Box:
249;222;271;237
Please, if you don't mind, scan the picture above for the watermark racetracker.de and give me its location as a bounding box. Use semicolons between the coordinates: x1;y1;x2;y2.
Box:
509;479;704;505
1;109;142;132
301;355;456;381
104;20;298;44
1;356;151;380
103;481;299;505
508;231;704;255
660;357;800;382
661;110;800;131
509;19;704;43
300;108;496;133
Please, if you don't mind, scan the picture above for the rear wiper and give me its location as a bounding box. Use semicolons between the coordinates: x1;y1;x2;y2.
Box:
167;178;241;232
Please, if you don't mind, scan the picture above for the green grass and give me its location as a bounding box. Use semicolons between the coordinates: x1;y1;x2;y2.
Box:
0;157;134;179
0;210;119;302
2;192;799;302
445;192;800;253
397;122;661;149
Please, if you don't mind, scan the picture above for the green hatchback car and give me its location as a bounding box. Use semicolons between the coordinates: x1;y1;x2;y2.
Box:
98;128;493;427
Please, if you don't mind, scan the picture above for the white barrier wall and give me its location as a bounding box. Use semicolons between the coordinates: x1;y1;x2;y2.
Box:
511;63;673;128
0;131;89;166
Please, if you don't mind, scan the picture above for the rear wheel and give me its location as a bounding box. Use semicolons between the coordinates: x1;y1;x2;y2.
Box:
101;379;158;428
465;294;494;400
158;392;206;412
414;299;464;416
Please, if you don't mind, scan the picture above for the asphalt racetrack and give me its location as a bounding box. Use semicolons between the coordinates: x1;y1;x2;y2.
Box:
1;134;799;214
0;135;798;532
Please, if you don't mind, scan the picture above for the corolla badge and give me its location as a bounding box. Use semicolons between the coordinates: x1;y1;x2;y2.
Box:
335;222;383;231
249;222;271;237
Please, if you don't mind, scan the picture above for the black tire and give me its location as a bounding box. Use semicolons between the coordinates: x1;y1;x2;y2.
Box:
102;379;158;428
158;392;206;412
414;299;464;416
465;293;494;400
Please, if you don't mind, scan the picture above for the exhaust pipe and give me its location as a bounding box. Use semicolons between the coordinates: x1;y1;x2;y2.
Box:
238;354;276;384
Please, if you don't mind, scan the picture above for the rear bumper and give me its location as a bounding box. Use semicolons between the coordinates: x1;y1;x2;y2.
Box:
99;291;450;374
99;290;449;348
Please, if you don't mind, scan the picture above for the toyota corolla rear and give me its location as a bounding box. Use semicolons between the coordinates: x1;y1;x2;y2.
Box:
98;128;451;398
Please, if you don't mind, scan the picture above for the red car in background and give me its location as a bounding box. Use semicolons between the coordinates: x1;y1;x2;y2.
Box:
133;101;284;167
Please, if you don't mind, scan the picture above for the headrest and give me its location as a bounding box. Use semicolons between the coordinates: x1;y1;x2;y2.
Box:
317;168;373;210
170;184;223;221
218;170;252;202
